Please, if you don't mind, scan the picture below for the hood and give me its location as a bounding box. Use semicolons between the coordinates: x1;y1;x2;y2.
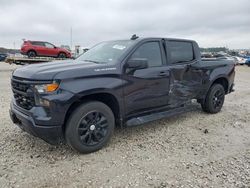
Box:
59;47;71;54
13;60;119;80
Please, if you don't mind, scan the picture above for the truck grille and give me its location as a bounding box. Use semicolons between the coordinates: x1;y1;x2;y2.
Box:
11;78;35;110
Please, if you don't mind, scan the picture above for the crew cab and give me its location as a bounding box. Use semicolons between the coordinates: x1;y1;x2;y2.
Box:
10;36;235;153
21;40;71;58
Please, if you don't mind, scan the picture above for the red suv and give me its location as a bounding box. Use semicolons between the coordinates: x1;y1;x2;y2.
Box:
21;41;71;58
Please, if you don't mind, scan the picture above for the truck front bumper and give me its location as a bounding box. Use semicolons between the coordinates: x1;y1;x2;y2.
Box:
10;102;63;145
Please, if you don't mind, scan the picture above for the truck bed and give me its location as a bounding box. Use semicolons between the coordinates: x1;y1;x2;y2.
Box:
201;58;235;67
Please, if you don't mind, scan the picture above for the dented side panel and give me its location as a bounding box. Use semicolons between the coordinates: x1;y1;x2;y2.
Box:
167;62;204;107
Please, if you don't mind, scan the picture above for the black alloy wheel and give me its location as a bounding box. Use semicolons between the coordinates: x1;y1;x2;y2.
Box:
65;101;115;153
212;89;224;111
77;111;108;146
201;84;225;113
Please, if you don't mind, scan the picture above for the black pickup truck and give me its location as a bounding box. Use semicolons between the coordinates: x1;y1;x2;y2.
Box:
10;36;235;153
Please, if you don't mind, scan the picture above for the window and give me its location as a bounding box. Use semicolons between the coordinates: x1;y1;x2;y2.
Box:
130;42;163;67
77;40;135;64
31;41;45;46
167;41;194;64
45;43;55;48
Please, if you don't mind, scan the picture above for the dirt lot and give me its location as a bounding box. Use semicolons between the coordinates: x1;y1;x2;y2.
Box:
0;62;249;188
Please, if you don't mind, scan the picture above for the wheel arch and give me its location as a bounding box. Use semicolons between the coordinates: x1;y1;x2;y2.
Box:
58;51;67;56
211;77;229;93
198;76;229;104
27;49;37;55
63;92;122;133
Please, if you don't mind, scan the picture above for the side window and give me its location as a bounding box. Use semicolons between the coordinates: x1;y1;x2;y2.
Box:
45;43;54;48
130;42;163;67
31;41;44;47
167;41;194;64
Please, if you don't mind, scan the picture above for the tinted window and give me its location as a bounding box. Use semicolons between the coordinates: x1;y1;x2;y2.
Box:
167;41;194;64
130;42;162;67
31;41;45;46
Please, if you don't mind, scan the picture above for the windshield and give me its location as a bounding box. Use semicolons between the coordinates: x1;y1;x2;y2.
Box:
77;40;135;64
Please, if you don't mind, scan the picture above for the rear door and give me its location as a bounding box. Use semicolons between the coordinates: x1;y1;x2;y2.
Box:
31;41;46;56
165;40;204;107
123;40;171;116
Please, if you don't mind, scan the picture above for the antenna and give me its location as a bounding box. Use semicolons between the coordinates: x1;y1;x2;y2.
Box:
131;34;139;40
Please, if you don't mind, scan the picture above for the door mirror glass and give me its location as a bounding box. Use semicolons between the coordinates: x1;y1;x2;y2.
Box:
127;58;148;70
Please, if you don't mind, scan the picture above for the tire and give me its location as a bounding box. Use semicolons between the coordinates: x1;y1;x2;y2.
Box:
58;52;66;58
27;50;36;58
201;84;225;114
65;101;115;153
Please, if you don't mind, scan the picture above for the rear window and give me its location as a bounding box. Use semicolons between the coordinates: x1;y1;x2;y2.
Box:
167;41;194;64
31;41;45;46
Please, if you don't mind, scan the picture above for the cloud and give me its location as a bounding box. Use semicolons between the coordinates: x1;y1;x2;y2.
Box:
0;0;249;49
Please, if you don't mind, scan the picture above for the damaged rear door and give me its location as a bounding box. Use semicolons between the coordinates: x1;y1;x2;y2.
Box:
165;40;204;107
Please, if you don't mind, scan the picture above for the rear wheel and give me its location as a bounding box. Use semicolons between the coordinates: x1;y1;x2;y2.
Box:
201;84;225;113
58;52;66;58
65;101;115;153
27;50;36;58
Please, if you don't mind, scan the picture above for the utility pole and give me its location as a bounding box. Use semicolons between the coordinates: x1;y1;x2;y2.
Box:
70;27;72;50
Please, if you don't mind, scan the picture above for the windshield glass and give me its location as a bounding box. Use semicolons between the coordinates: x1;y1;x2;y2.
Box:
77;40;135;64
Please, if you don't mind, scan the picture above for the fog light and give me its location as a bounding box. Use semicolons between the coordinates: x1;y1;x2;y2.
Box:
40;98;50;107
34;95;50;107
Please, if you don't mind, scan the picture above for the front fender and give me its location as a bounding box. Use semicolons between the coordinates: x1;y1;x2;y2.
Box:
59;77;125;120
59;77;123;96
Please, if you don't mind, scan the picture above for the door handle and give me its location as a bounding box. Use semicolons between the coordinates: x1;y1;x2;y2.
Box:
158;71;169;77
186;64;202;73
192;69;202;73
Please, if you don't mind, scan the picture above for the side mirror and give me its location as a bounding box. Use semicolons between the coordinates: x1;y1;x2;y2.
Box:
54;46;57;49
127;58;148;70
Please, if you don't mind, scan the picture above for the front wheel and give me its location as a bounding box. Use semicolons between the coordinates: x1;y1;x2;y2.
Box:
58;52;66;58
201;84;225;114
65;101;115;153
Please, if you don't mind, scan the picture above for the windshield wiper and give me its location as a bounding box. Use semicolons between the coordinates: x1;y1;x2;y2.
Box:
83;59;100;64
83;59;109;64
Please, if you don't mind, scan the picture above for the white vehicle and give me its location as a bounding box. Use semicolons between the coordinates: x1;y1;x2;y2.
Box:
234;56;246;65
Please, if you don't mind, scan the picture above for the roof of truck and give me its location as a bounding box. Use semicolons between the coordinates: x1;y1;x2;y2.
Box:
132;37;196;43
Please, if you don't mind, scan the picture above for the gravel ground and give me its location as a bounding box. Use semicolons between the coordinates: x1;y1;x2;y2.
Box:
0;62;250;188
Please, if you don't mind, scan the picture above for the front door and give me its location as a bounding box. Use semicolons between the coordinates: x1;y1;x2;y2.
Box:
44;42;57;57
123;40;170;117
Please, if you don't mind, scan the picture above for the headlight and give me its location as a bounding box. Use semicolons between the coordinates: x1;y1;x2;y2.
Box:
34;81;59;93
